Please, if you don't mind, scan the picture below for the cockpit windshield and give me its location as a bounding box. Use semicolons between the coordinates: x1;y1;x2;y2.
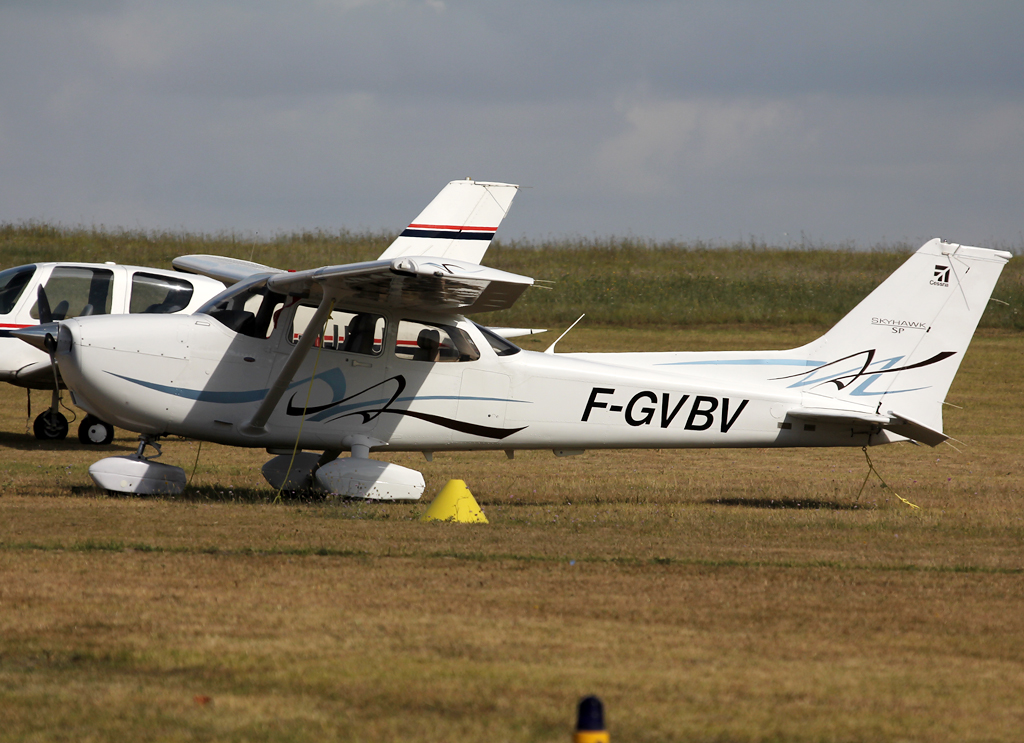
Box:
197;275;287;338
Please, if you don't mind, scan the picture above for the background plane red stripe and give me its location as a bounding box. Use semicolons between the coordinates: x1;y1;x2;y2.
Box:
407;223;498;232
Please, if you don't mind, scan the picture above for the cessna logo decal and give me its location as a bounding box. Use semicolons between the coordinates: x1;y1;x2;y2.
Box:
582;388;749;432
931;264;950;287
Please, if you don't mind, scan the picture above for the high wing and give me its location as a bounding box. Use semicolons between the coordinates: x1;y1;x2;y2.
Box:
172;255;282;286
377;179;518;264
176;254;534;316
266;257;532;315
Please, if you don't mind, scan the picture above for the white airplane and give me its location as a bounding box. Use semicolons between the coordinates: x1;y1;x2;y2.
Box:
14;179;1013;497
0;261;225;442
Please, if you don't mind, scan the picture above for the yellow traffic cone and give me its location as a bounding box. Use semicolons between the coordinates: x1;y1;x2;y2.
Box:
420;479;489;523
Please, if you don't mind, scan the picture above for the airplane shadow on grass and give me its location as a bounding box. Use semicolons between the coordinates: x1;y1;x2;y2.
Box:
0;430;136;453
71;483;343;505
706;496;865;511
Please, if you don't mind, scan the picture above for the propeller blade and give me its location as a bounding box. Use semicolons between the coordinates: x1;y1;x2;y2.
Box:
37;285;53;324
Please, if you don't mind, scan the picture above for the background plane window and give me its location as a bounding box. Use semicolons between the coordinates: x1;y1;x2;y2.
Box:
291;305;385;356
129;273;195;314
395;320;480;362
30;266;113;320
0;264;36;315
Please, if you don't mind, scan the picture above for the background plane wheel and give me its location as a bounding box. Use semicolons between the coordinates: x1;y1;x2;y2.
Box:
33;411;69;441
78;415;115;446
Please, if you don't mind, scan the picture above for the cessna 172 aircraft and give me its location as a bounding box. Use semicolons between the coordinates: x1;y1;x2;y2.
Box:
14;179;1013;497
0;261;224;443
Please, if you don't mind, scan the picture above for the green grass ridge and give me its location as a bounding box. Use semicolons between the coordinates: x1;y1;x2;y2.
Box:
3;223;1021;329
5;539;1022;575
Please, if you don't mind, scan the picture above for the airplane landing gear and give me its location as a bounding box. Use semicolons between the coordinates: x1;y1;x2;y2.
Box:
78;414;115;445
33;410;69;440
32;372;70;441
88;435;187;495
313;436;425;501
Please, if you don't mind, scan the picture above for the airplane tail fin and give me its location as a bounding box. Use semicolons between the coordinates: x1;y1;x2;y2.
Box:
378;179;519;265
780;239;1011;442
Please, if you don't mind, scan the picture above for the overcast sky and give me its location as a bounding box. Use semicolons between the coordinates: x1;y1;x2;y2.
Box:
2;1;1022;248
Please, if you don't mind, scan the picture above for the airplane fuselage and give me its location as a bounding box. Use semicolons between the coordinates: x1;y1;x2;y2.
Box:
53;306;894;456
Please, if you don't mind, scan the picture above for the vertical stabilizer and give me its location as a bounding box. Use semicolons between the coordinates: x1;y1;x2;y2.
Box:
378;179;519;265
784;239;1011;435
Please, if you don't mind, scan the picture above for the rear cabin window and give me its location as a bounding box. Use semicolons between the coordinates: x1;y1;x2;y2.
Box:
473;322;522;356
129;273;195;314
395;320;480;362
0;264;36;315
30;266;113;320
291;305;386;356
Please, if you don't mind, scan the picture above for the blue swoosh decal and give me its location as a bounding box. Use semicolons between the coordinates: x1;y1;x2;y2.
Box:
106;366;348;405
657;358;825;367
106;372;268;403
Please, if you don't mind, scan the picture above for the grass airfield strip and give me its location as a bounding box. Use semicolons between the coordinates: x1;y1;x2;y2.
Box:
1;328;1023;742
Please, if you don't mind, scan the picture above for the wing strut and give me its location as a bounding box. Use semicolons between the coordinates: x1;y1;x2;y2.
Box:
242;291;337;436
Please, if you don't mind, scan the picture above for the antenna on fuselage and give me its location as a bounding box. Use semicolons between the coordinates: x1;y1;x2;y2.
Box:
543;313;586;354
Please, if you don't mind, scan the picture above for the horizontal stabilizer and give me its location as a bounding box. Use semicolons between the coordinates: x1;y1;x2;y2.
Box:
882;410;948;447
787;407;890;426
378;179;518;265
787;407;947;446
173;254;283;286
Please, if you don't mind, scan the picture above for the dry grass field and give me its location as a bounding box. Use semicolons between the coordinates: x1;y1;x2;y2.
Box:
1;325;1022;742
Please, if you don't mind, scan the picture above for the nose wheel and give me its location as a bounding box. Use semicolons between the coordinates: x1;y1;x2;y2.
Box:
33;410;69;440
78;414;115;445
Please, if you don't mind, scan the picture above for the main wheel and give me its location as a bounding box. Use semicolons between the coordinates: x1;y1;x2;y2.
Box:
33;411;69;440
78;415;115;445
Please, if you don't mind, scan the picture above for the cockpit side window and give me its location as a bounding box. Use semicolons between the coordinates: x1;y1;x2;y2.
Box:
0;265;36;316
199;277;285;338
290;304;386;356
395;320;480;362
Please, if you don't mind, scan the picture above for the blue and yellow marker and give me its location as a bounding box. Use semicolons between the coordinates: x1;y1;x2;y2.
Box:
574;695;609;743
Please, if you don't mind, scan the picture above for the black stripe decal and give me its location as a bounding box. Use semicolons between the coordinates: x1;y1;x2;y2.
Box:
399;229;496;241
325;406;525;440
380;408;527;440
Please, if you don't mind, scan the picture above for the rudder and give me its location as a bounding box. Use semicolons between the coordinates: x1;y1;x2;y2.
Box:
784;239;1011;436
378;179;519;265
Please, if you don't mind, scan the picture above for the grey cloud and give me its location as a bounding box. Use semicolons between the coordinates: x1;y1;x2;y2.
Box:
0;1;1022;246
